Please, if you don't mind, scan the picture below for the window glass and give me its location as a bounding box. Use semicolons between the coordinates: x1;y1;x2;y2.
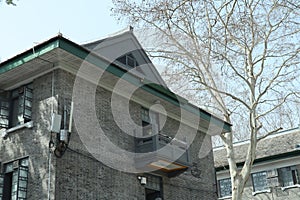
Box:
141;107;159;136
218;178;232;197
5;163;13;173
144;174;162;200
3;158;28;200
0;100;9;128
20;159;28;167
252;171;268;192
141;108;150;123
126;55;136;68
116;53;138;68
11;170;18;200
0;84;33;128
0;174;4;199
278;166;299;187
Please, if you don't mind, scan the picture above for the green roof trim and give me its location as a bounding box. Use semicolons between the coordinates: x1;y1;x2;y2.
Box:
0;38;60;74
0;35;231;132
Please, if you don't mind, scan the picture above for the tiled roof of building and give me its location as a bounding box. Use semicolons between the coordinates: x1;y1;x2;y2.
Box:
214;127;300;168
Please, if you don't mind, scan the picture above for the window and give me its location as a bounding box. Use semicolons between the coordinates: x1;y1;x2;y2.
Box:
252;171;268;192
141;107;159;136
0;158;29;200
218;178;232;198
144;174;163;200
0;174;3;199
116;53;138;68
278;166;299;187
0;84;32;128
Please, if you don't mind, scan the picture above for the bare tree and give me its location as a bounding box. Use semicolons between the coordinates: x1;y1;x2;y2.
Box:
2;0;16;5
112;0;300;199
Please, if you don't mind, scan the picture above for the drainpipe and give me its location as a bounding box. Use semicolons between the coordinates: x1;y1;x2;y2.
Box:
47;69;55;200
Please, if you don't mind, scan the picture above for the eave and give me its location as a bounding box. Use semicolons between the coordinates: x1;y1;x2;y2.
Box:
215;150;300;172
0;35;231;133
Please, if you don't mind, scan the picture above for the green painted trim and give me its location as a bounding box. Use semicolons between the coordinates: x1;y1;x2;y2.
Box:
0;36;231;132
0;37;60;74
215;150;300;172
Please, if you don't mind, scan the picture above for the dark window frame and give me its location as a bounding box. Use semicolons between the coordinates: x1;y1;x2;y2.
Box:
251;171;269;192
0;84;33;129
141;107;159;136
218;178;232;198
144;174;163;200
278;166;299;187
116;53;138;68
0;158;29;200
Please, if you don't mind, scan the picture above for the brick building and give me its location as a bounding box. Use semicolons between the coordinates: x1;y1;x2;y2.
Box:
0;28;230;200
214;127;300;199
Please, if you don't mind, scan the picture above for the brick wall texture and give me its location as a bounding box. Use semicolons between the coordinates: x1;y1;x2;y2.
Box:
1;69;218;200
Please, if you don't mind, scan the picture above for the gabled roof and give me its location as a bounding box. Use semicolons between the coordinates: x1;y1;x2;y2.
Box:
0;31;231;133
82;26;167;87
214;127;300;170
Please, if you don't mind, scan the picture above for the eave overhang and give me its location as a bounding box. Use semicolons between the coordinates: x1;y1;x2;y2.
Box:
0;35;232;133
215;150;300;172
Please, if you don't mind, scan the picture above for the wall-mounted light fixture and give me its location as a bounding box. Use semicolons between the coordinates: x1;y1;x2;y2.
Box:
138;176;147;185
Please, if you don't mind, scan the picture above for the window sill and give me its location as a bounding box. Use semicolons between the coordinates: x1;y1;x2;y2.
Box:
281;184;300;191
218;196;232;200
252;189;271;196
1;121;33;137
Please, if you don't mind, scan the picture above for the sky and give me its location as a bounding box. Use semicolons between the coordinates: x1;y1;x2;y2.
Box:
0;0;124;61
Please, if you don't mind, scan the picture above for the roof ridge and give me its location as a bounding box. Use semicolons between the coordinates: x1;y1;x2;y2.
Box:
81;26;133;46
213;126;300;150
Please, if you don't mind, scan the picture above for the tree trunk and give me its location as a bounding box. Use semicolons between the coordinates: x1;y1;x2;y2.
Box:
231;175;244;200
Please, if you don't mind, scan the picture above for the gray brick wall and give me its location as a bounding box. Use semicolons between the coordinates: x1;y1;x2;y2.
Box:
0;72;58;199
53;69;217;200
1;69;217;200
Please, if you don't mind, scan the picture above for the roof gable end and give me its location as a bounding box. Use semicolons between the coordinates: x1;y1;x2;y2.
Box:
82;27;167;87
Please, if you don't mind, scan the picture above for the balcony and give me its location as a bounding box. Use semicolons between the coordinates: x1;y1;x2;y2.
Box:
135;133;191;176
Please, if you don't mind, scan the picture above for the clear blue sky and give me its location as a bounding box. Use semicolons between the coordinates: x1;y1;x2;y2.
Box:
0;0;124;61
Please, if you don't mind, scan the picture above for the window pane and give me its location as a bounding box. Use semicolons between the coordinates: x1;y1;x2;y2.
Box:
126;55;135;67
11;98;20;127
252;171;268;192
0;174;4;198
20;159;28;167
19;170;27;179
24;109;31;119
11;90;19;98
0;110;8;117
18;190;27;198
145;175;161;191
24;89;32;99
3;160;29;200
141;108;150;123
0;99;9;128
11;170;18;200
5;163;13;173
279;167;295;186
0;118;8;128
18;180;27;188
219;178;232;197
116;56;126;65
1;101;9;108
17;166;28;199
11;194;17;200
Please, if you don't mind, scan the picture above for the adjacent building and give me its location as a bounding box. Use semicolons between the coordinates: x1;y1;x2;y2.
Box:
0;28;231;200
214;127;300;199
